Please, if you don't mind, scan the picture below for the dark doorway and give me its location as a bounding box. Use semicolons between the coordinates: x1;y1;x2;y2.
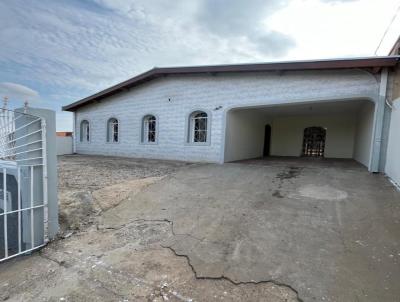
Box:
263;124;271;157
302;127;326;157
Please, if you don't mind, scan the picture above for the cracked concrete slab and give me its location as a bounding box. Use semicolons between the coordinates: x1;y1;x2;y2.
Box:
0;220;298;302
102;158;400;302
0;156;299;302
2;155;400;301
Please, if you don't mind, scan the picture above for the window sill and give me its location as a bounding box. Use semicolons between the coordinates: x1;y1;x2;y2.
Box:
140;142;158;145
185;142;211;146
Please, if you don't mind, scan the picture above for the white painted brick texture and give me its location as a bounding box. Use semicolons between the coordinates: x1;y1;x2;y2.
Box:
75;70;379;162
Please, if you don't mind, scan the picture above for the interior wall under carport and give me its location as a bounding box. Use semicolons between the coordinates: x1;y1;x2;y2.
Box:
353;101;375;168
224;110;267;162
224;100;376;169
269;115;355;158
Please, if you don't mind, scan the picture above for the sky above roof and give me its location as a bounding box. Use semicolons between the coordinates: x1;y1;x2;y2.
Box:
0;0;399;131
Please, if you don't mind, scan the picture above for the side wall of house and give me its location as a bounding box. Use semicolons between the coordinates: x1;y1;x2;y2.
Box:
385;70;400;186
74;70;379;163
353;101;375;167
270;115;356;158
224;110;270;162
385;99;400;185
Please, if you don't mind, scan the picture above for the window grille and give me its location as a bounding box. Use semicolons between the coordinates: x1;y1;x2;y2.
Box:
107;118;119;143
80;120;90;142
142;115;156;143
189;111;208;143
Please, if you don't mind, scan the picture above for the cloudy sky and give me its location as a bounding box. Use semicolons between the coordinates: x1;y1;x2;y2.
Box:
0;0;399;131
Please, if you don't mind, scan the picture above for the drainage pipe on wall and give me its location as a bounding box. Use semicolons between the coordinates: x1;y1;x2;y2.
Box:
72;112;76;154
370;68;389;172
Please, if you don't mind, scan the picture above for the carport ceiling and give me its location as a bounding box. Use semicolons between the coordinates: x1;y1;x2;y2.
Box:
234;99;368;117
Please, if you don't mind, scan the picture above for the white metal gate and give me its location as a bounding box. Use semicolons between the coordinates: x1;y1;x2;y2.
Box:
0;107;48;262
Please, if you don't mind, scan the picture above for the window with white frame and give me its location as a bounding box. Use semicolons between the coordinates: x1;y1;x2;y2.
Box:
107;118;119;143
188;111;208;143
142;115;157;143
80;120;90;142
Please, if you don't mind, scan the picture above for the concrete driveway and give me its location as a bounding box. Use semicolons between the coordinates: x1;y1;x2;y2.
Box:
1;156;399;301
102;157;400;302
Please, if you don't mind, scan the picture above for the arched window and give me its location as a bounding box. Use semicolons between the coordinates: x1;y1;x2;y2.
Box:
302;126;326;157
188;111;208;143
142;115;157;143
80;120;90;142
107;118;119;143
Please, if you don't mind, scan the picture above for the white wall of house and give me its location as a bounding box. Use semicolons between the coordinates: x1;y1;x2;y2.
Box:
385;99;400;185
270;115;356;158
353;101;375;167
74;70;379;164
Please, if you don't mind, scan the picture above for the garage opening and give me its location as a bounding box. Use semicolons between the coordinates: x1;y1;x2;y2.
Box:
224;99;375;170
302;126;326;157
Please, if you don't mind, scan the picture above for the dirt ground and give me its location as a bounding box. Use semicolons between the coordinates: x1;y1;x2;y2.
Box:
57;155;190;233
0;155;298;302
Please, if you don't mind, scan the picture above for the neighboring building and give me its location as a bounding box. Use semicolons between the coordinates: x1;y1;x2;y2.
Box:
56;131;72;137
63;56;400;173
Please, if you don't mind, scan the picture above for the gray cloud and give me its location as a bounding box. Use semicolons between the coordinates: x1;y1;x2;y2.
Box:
196;0;295;55
196;0;287;35
93;0;295;57
0;82;39;99
254;31;296;56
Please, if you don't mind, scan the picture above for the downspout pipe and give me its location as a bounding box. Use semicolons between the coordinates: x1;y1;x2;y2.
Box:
72;112;76;154
370;68;389;172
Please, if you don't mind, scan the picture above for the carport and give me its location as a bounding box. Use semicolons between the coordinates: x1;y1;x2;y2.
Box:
223;99;376;169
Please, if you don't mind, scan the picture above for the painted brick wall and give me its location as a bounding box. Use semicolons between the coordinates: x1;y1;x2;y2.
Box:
74;70;379;163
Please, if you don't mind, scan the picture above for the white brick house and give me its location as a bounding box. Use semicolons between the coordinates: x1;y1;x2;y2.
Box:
63;57;399;172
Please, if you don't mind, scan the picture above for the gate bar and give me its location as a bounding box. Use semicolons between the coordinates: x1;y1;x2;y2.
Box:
41;119;48;243
0;243;46;263
3;167;7;258
15;157;43;162
5;140;43;152
17;167;21;253
4;129;42;145
0;118;41;141
30;165;34;249
0;204;45;216
5;147;43;158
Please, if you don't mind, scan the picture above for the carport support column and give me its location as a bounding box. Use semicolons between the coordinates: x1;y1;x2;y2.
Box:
370;68;388;172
